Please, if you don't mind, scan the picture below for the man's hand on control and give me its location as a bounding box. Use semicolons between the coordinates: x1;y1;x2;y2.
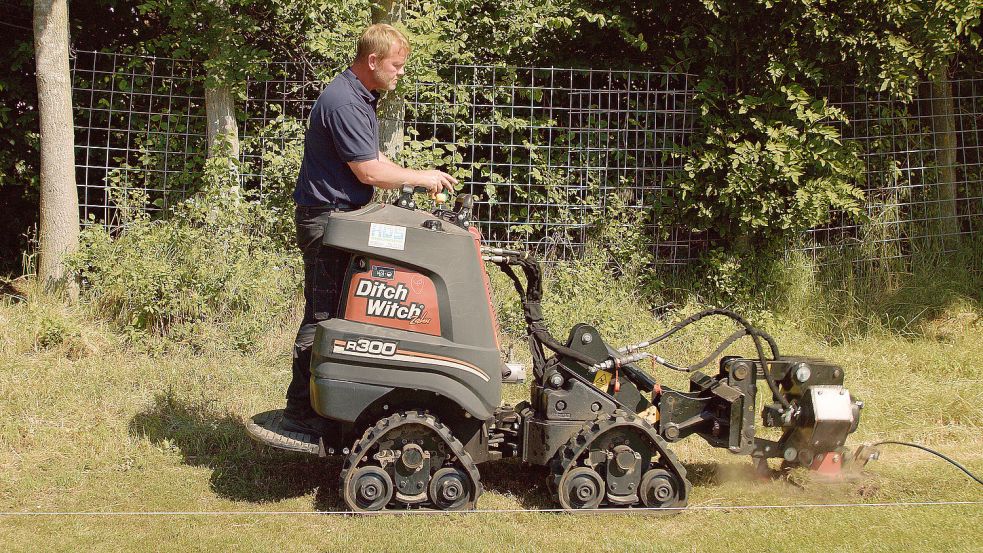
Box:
347;157;457;196
419;170;457;196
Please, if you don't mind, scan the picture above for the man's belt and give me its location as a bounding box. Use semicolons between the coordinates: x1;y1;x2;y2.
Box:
297;202;355;214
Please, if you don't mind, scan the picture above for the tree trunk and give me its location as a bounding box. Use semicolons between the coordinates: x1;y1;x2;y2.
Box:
930;63;959;245
33;0;79;295
204;0;239;160
205;83;240;158
377;85;406;161
373;0;405;161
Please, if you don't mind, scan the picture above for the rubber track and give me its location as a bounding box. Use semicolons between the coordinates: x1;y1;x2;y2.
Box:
549;409;692;508
339;410;483;511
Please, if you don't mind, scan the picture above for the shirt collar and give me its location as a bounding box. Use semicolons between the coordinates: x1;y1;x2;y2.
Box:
342;68;379;108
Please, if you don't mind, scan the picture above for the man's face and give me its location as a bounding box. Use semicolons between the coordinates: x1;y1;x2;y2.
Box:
369;43;408;92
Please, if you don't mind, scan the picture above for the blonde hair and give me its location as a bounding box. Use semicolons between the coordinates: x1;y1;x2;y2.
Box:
355;24;410;62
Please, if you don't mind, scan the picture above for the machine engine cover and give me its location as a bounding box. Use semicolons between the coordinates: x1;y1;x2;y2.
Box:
310;319;502;423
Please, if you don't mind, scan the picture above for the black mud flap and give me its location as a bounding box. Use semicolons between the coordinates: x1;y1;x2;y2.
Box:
246;409;321;455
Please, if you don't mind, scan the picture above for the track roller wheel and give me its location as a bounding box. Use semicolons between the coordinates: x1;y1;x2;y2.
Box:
639;468;684;509
429;467;471;511
339;411;483;512
345;466;394;512
558;466;605;510
550;413;691;511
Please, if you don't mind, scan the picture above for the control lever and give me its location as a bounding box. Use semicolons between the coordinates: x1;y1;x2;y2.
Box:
394;185;431;210
433;193;474;228
394;185;455;211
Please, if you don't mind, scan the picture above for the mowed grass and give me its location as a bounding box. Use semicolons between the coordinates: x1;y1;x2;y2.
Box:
1;275;981;552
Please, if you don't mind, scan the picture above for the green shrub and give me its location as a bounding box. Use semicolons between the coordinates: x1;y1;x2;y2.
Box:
488;243;670;349
68;176;301;352
238;112;306;249
34;313;80;351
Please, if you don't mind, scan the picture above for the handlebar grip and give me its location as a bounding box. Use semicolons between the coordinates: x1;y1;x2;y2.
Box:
400;184;431;195
399;184;453;198
396;184;454;210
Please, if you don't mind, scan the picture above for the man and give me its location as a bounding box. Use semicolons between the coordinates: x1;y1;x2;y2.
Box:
284;24;456;434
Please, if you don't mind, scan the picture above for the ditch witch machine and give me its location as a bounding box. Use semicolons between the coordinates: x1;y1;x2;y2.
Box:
248;187;865;512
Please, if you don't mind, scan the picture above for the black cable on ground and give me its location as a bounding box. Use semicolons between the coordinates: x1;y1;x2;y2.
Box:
873;441;983;486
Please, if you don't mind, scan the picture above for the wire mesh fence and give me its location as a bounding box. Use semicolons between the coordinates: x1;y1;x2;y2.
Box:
805;79;983;264
398;65;699;263
71;50;983;269
72;51;208;224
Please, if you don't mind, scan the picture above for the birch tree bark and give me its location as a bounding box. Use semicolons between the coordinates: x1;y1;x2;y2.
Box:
205;84;239;158
204;0;239;159
373;0;405;161
33;0;79;294
372;1;406;203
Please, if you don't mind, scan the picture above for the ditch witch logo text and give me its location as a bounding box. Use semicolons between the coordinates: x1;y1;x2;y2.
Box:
354;279;425;321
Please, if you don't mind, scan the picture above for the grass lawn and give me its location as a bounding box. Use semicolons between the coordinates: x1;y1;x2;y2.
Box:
1;284;981;552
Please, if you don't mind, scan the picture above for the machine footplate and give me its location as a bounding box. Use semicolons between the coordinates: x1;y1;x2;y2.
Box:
246;409;320;455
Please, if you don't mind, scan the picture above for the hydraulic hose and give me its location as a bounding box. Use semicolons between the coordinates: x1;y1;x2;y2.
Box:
647;329;748;372
490;253;790;409
626;308;781;360
631;308;789;409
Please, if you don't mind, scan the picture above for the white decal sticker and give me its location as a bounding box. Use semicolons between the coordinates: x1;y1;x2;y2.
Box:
343;338;398;357
368;223;407;250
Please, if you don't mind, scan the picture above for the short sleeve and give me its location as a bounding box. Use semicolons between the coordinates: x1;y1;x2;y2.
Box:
326;104;378;162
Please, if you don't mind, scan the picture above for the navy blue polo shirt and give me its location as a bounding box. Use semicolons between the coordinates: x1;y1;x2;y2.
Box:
293;69;379;208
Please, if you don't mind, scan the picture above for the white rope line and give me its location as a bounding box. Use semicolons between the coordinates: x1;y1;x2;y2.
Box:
1;501;980;517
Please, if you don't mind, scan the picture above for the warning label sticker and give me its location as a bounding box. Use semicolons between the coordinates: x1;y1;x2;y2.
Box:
368;223;406;250
592;370;613;391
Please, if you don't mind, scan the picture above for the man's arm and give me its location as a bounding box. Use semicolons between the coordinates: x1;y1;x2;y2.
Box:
348;153;456;194
377;152;401;168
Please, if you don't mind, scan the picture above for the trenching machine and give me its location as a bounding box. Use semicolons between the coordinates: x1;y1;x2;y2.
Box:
248;187;866;512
